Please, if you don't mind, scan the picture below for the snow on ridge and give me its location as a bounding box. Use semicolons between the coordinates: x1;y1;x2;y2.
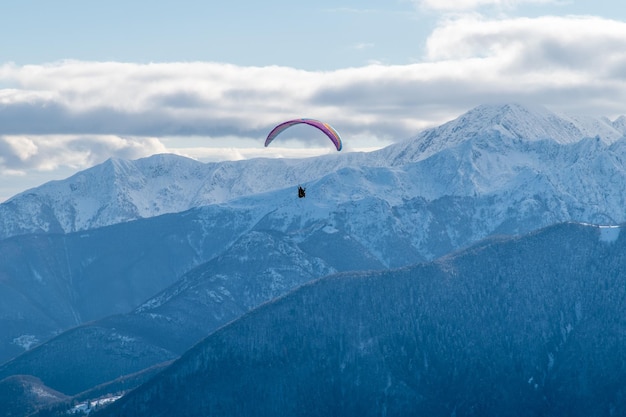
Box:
612;115;626;135
379;103;625;166
570;222;622;243
12;334;39;350
599;225;621;243
465;103;622;144
1;102;626;240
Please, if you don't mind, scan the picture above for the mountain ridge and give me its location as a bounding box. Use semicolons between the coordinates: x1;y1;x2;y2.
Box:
377;102;625;165
1;102;624;240
0;374;68;417
94;222;626;417
4;103;626;367
3;102;626;413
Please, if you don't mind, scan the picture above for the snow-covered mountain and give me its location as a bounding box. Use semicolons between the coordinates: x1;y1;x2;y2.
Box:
3;102;626;359
0;152;357;238
2;102;624;240
376;102;626;164
5;102;626;414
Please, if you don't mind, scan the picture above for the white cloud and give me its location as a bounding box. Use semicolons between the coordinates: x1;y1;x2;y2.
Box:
169;146;349;162
415;0;559;12
354;42;375;50
422;15;626;104
0;134;168;172
425;15;626;63
2;13;626;199
3;136;38;161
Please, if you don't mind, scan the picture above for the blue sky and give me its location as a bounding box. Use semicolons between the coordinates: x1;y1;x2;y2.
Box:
1;1;432;69
2;0;626;200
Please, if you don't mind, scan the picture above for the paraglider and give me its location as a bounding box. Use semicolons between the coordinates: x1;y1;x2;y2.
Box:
264;118;342;151
265;118;342;199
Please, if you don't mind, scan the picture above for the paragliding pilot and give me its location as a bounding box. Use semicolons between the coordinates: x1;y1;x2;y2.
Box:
298;185;306;198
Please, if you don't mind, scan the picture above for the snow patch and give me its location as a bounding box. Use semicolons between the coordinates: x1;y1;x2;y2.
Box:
30;267;44;283
30;386;60;400
13;334;39;350
322;224;338;234
111;333;135;343
599;225;621;243
70;394;123;414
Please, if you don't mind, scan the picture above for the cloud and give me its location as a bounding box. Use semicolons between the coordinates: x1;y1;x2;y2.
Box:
0;134;167;172
168;146;354;162
1;14;626;182
414;0;559;12
354;42;375;50
425;15;626;64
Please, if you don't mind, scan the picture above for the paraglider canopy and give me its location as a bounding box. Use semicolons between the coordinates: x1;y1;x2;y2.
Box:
264;118;342;151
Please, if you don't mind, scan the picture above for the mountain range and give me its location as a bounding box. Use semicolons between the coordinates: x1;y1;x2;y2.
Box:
2;103;626;240
2;102;626;416
94;222;626;417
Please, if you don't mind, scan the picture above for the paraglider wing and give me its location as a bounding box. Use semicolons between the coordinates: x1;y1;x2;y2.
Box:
264;118;342;151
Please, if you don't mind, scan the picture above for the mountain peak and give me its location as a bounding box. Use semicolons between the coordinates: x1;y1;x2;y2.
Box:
464;102;562;138
1;102;624;240
612;115;626;134
450;102;622;144
382;102;624;165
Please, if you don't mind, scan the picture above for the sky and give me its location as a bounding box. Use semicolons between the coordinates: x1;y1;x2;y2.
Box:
1;0;626;200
